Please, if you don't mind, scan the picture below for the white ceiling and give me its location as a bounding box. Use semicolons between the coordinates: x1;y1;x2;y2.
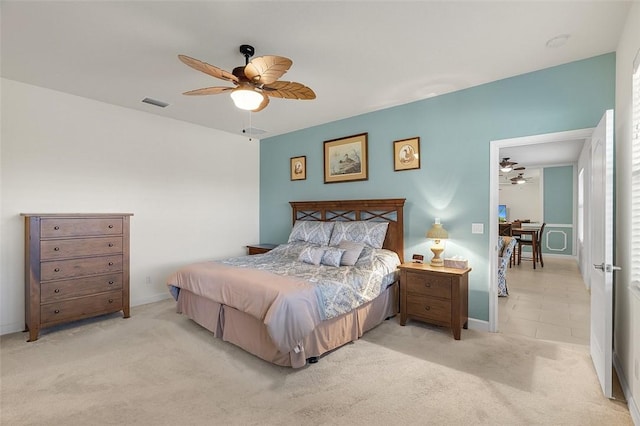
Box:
1;1;631;141
499;137;587;178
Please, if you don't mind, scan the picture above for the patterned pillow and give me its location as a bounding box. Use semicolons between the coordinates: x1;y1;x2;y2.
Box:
338;240;365;266
329;221;389;249
321;247;346;267
288;221;335;246
298;246;327;266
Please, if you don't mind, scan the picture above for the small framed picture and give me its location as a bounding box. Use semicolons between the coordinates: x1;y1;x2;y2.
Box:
290;156;306;181
394;137;420;171
412;254;424;263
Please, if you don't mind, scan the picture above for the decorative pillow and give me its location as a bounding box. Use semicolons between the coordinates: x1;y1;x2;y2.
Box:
288;221;335;246
321;247;346;267
338;240;365;266
354;246;376;266
329;221;389;249
298;246;326;266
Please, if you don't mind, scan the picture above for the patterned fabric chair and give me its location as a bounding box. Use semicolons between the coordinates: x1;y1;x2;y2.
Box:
497;236;517;297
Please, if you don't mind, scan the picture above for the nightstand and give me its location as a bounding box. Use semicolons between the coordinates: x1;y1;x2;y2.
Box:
398;262;471;340
246;243;278;255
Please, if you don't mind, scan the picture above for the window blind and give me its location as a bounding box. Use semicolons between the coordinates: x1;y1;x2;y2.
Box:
631;51;640;289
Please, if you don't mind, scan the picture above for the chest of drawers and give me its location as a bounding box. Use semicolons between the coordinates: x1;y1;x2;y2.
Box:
398;262;471;340
22;213;133;341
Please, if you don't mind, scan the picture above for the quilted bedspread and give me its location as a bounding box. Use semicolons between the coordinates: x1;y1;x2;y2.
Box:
166;242;400;353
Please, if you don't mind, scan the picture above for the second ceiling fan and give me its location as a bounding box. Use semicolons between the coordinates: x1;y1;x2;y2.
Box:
178;44;316;112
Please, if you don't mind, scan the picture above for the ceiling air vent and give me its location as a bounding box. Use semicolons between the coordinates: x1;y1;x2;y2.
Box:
242;127;266;136
142;97;169;108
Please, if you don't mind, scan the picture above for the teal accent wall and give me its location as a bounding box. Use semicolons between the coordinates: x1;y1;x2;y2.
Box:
260;53;615;321
544;166;574;224
542;165;575;256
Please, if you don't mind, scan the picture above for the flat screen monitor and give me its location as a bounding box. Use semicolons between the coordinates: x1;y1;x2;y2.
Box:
498;204;507;221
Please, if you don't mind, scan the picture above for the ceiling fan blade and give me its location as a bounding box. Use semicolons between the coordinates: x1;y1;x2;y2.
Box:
244;55;292;85
178;55;239;83
514;166;526;171
263;81;316;100
251;94;270;112
182;87;233;96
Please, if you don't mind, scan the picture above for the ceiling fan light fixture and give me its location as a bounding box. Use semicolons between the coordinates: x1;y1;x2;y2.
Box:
516;177;526;184
500;165;513;173
230;87;263;111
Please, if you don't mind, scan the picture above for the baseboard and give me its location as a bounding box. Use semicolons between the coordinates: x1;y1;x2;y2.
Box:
468;318;490;332
614;351;640;425
131;293;172;307
0;321;25;336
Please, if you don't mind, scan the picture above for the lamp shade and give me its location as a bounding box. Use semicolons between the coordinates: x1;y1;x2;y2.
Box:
230;87;264;110
426;223;448;240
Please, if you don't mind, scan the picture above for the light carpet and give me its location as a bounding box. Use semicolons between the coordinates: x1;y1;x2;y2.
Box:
0;299;632;425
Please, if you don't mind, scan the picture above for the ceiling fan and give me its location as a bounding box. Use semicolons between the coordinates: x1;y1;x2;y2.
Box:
499;157;526;173
510;173;532;185
178;44;316;112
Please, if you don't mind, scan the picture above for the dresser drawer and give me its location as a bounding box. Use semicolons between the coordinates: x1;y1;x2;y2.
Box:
41;255;123;281
41;218;123;238
40;237;123;260
406;294;451;323
405;271;452;299
40;291;123;325
40;274;123;302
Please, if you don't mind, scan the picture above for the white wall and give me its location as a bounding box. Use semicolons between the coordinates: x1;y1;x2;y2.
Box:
498;178;542;223
0;79;260;335
614;2;640;422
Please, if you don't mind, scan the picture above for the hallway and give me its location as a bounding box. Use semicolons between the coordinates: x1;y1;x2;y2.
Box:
498;256;590;345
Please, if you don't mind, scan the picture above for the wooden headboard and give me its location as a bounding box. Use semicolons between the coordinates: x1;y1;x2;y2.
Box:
289;198;406;262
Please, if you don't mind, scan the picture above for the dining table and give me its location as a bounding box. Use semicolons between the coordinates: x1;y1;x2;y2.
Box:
511;226;541;269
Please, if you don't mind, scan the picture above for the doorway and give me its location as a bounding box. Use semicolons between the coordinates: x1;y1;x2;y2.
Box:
489;128;594;332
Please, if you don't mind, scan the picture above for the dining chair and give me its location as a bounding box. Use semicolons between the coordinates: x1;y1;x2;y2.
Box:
510;220;522;266
517;222;546;268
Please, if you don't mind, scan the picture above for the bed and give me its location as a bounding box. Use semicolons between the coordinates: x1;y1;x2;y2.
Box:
166;198;405;368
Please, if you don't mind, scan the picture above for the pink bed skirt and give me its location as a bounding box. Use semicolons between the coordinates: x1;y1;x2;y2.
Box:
176;282;399;368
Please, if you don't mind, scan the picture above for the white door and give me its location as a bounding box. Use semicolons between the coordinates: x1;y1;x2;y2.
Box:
589;109;617;398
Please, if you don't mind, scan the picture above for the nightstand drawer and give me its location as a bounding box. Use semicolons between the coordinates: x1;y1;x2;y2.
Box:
405;271;451;299
407;294;451;323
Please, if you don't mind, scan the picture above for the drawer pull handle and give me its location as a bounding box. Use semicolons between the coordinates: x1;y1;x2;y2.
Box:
54;268;60;272
53;247;60;251
108;225;114;229
424;283;431;288
108;243;114;247
108;281;114;285
108;262;114;266
54;226;60;230
108;299;114;303
54;309;60;314
424;306;431;311
54;289;60;293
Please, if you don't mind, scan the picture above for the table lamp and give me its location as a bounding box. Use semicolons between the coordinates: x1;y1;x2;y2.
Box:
426;218;448;267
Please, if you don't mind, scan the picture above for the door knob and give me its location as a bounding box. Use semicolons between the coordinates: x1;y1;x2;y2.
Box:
593;263;622;272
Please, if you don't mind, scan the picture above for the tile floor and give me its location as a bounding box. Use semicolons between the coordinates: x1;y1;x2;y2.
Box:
498;255;590;345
